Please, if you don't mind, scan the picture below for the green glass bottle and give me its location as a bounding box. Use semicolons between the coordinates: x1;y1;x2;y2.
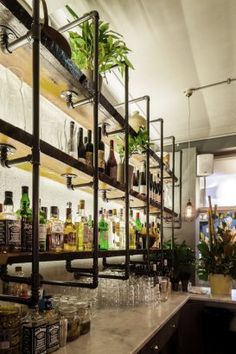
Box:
39;207;47;252
18;186;32;252
135;212;142;249
98;209;108;250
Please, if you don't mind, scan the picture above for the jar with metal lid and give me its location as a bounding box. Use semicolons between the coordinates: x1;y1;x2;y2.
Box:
58;305;80;342
0;305;21;354
75;301;91;335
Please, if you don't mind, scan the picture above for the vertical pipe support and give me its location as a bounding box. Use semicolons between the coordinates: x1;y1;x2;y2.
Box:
159;119;164;266
30;0;41;308
171;136;176;249
92;11;99;287
124;64;130;279
146;96;150;272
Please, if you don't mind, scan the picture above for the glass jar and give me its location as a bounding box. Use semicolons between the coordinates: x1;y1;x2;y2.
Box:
75;301;91;335
59;305;80;342
0;305;21;354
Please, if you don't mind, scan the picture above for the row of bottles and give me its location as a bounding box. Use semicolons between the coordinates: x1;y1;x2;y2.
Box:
0;186;160;253
68;124;118;178
132;163;163;202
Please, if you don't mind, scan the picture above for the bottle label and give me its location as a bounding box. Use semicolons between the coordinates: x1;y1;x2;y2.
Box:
22;222;32;252
39;224;47;251
98;150;105;170
47;322;60;350
83;224;89;244
66;231;76;246
0;327;21;349
86;152;93;167
0;220;21;250
22;325;47;354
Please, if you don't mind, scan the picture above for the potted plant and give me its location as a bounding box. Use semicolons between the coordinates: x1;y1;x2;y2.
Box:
197;197;236;296
116;126;150;188
164;239;195;291
66;5;134;87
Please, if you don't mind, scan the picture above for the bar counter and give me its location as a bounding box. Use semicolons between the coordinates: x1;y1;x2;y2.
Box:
58;288;236;354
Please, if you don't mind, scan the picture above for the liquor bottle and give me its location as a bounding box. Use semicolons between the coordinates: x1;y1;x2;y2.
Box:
11;266;29;298
118;208;125;249
149;173;153;200
75;200;87;251
47;207;64;252
139;163;147;195
156;174;160;203
135;212;142;249
107;209;115;249
162;258;170;277
67;121;76;158
129;209;136;250
85;129;93;167
77;127;86;164
84;136;88;145
39;206;47;252
98;209;108;250
18;186;32;252
0;191;21;252
87;214;93;251
22;308;47;354
43;296;60;353
132;169;139;193
64;202;76;252
106;140;117;180
112;209;120;250
98;126;105;172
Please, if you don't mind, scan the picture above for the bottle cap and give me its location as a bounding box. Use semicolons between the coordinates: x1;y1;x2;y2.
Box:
51;206;59;215
5;191;13;198
108;210;113;216
41;207;48;217
22;186;29;194
80;200;85;209
136;212;140;218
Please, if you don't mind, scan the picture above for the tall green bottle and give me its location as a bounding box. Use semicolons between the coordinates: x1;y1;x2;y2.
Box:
98;209;108;250
18;186;32;252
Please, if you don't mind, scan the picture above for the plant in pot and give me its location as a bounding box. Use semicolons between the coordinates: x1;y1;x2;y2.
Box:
116;126;150;188
66;5;134;88
164;239;195;291
197;197;236;296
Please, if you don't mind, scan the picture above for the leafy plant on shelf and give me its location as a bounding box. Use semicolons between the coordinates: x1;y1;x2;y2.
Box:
66;5;134;76
117;126;150;160
197;198;236;281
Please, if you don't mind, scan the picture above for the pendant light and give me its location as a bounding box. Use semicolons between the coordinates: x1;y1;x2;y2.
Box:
184;91;194;221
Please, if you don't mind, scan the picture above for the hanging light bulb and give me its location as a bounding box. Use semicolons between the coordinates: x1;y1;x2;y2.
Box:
184;92;195;222
185;199;194;221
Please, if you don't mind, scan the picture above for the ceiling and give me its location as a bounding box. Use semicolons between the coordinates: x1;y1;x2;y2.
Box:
24;0;236;144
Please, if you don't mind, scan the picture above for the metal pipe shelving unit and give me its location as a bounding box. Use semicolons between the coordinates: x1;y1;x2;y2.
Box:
0;0;180;306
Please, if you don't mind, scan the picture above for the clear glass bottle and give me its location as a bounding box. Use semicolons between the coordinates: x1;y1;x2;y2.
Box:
75;200;87;251
17;186;32;252
43;296;60;353
11;266;29;298
118;208;125;249
98;209;108;250
58;305;80;342
129;209;136;250
0;191;21;252
64;202;76;252
86;214;93;251
107;209;115;250
67;121;76;158
47;207;64;252
75;301;91;335
77;127;86;164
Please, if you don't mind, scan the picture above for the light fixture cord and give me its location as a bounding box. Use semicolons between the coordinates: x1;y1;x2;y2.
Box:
187;96;191;200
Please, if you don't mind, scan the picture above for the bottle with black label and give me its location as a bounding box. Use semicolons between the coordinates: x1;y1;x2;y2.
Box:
0;191;21;252
98;127;105;172
17;186;32;252
106;140;117;180
22;308;47;354
43;296;60;353
85;129;93;167
77;127;86;164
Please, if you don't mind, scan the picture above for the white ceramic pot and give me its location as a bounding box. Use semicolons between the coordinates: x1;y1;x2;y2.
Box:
129;111;146;133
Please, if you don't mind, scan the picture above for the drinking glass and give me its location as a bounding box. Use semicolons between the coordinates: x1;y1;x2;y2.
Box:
159;278;169;302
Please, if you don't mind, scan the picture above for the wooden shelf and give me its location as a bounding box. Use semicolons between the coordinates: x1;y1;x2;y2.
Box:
0;0;177;183
0;249;160;266
0;119;177;217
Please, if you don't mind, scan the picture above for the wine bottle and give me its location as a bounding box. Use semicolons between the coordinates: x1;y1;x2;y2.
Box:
132;169;139;193
77;127;86;164
157;174;161;203
139;163;147;195
98;127;105;172
150;173;153;200
85;129;93;167
106;140;117;180
18;186;32;252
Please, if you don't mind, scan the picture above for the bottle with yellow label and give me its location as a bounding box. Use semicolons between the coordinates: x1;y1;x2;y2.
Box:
64;202;76;252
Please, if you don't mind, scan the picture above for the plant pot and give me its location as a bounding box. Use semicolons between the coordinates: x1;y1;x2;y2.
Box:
82;69;103;91
117;163;134;190
209;274;232;296
129;111;146;133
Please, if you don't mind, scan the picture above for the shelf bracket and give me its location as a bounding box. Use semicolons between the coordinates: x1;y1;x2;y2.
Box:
0;25;32;54
0;144;32;168
61;173;93;190
102;122;125;137
60;90;93;109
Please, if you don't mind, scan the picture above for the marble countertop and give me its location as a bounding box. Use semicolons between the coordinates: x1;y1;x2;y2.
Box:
58;288;236;354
